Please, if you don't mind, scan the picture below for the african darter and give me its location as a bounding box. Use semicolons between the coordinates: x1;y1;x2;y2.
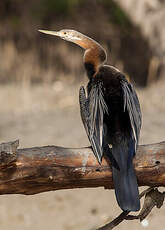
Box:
39;29;142;211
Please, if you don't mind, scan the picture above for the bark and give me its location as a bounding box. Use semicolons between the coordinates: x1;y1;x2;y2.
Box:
0;140;165;195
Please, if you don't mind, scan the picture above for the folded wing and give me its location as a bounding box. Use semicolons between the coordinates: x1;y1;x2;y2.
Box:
121;80;142;150
79;83;108;164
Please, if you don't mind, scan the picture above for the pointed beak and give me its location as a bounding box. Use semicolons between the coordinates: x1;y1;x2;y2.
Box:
38;30;60;37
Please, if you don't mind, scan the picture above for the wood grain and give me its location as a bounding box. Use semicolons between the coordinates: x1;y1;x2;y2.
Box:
0;140;165;195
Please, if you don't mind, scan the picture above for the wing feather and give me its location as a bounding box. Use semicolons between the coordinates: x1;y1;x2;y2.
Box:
121;80;142;149
79;83;108;164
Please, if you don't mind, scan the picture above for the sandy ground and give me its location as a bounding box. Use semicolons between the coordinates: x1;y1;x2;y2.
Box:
0;78;165;230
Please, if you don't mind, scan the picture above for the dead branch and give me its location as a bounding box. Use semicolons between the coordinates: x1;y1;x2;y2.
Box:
1;140;165;229
125;188;165;221
96;187;153;230
96;187;165;230
0;140;165;195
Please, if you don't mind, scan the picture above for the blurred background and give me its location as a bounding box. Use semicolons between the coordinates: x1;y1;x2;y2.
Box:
0;0;165;229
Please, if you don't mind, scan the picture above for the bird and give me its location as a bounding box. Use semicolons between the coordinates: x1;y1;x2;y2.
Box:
39;29;142;212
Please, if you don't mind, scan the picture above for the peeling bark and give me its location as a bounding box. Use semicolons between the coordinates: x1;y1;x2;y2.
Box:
0;141;165;195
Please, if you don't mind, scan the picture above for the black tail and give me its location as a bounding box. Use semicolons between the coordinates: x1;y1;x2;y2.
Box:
112;139;140;211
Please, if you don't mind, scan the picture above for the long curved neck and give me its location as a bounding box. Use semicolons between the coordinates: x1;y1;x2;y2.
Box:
73;35;107;78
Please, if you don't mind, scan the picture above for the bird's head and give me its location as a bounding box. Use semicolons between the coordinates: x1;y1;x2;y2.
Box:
39;28;107;76
39;29;83;43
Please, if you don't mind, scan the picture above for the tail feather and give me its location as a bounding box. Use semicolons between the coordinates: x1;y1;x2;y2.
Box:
112;139;140;211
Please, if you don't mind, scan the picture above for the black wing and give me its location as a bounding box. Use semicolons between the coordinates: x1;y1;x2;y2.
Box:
79;83;108;164
121;80;142;149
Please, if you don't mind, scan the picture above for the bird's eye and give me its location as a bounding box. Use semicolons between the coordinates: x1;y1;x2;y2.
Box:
64;32;66;35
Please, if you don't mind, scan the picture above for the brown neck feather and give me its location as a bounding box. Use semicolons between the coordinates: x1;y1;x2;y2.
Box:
73;36;107;78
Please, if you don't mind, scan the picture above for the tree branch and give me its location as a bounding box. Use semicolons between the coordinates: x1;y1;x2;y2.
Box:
0;140;165;195
96;187;157;230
